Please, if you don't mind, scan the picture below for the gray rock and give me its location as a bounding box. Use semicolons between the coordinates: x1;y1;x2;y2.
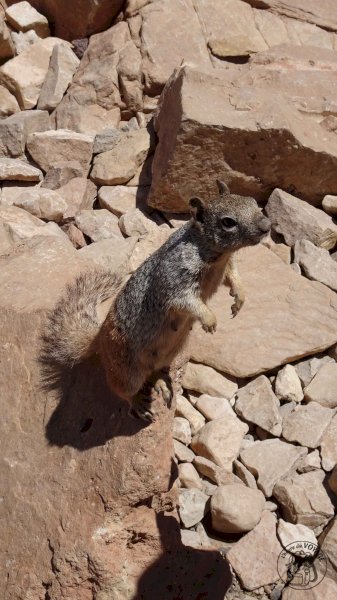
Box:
178;488;209;528
275;364;303;403
173;417;191;445
75;209;123;242
235;375;282;436
282;402;334;448
191;414;248;471
304;363;337;408
240;439;307;497
265;188;337;248
295;239;337;291
274;470;334;533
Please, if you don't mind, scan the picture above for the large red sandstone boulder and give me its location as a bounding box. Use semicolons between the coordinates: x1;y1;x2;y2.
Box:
0;234;231;599
148;46;337;212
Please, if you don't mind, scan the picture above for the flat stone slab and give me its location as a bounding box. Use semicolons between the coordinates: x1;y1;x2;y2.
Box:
190;245;337;377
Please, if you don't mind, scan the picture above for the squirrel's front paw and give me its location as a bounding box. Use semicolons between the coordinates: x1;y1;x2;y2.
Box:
201;311;217;334
230;294;244;318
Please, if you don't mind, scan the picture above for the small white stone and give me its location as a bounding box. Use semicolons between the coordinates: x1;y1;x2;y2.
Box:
173;417;191;445
178;462;203;490
277;519;317;556
178;488;209;528
275;364;303;403
176;394;205;434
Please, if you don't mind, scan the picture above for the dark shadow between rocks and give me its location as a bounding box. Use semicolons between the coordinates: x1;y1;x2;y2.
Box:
41;354;147;450
132;512;232;600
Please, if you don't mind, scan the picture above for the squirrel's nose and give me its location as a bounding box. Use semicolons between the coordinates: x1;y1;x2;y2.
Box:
259;217;271;233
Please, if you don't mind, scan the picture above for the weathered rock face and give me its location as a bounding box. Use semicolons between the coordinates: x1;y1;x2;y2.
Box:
54;22;133;135
242;0;337;32
0;37;68;109
7;0;125;40
149;50;337;211
189;245;337;378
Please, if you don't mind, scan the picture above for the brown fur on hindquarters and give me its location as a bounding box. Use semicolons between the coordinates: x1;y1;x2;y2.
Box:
43;180;271;422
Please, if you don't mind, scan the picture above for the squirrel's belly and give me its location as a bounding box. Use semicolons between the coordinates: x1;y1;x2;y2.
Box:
141;312;193;370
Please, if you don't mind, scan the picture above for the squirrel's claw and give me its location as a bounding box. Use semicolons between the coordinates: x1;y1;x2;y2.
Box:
154;378;172;407
201;311;217;334
230;295;244;318
129;398;156;423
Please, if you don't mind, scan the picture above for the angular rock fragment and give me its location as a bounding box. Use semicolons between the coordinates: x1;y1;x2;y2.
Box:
0;38;67;109
0;86;19;117
0;110;51;158
14;188;67;222
0;158;42;182
119;208;156;237
304;363;337;408
295;240;337;291
176;395;205;435
173;417;192;445
266;189;337;248
0;16;15;61
178;488;209;528
282;402;334;448
5;2;50;37
54;22;130;135
182;362;238;398
193;456;242;486
320;414;337;472
195;395;235;421
195;0;267;58
191;414;248;470
296;450;321;473
274;470;334;532
240;439;307;497
140;0;212;95
75;209;122;243
0;205;67;243
235;375;282;436
227;511;284;590
37;44;80;111
98;185;148;217
178;463;203;490
27;129;93;176
294;355;334;387
174;439;195;463
275;364;303;403
91;128;151;185
277;519;317;552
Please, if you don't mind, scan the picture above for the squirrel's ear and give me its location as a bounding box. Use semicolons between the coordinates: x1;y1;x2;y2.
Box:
189;196;205;222
216;179;230;195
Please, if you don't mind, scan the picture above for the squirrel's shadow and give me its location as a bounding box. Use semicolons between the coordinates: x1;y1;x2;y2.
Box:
132;512;232;600
41;355;146;450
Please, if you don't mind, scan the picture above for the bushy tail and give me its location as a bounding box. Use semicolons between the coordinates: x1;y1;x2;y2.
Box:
41;269;123;368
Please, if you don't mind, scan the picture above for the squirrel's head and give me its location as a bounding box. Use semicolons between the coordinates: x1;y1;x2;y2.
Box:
189;180;271;252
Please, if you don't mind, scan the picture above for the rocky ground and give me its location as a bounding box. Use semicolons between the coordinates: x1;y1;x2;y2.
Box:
2;1;337;599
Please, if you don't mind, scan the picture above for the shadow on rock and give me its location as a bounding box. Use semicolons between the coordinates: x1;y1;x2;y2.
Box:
132;512;232;600
41;354;146;450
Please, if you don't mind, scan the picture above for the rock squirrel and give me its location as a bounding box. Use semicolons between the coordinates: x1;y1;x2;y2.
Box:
43;181;270;421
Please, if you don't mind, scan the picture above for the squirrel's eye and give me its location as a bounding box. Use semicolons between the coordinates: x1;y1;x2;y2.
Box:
222;217;237;229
